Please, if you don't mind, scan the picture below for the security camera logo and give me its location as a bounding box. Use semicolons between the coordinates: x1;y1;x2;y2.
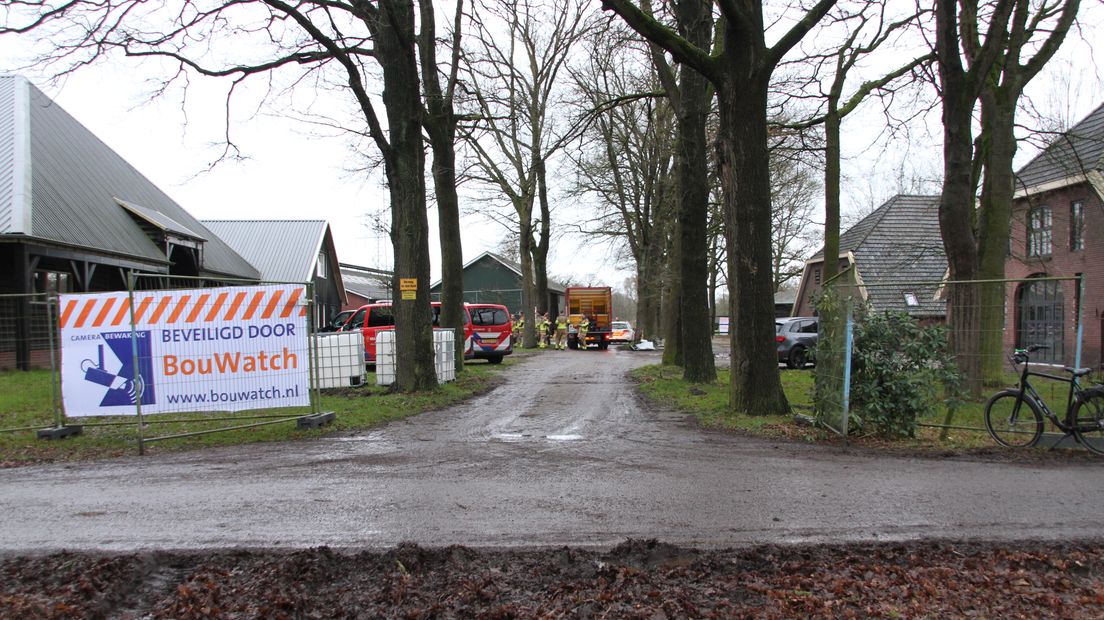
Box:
80;331;156;407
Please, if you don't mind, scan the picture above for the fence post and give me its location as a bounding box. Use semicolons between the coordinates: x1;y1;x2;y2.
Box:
1075;273;1084;369
127;271;146;456
46;292;62;429
307;281;320;416
840;299;854;444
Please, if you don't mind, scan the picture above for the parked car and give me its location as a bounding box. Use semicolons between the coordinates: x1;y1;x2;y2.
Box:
318;309;355;333
776;317;817;369
341;302;395;364
342;301;514;366
436;302;514;364
610;321;635;343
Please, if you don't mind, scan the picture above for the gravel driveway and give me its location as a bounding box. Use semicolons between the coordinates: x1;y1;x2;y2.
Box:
1;346;1102;553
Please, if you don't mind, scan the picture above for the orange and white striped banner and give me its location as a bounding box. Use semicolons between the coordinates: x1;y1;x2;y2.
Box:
59;284;310;417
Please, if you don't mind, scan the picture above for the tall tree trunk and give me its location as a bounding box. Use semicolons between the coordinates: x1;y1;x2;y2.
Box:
935;0;983;396
518;213;538;348
662;220;682;366
533;158;552;314
419;0;466;373
718;78;789;415
822;107;842;283
708;245;718;328
977;93;1019;385
636;259;657;340
937;85;983;395
673;0;716;383
375;0;436;391
428;128;466;372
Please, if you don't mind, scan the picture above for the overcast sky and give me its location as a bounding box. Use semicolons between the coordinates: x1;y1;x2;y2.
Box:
2;4;1101;292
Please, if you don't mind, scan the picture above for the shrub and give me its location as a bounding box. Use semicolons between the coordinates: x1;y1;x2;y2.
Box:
848;311;962;438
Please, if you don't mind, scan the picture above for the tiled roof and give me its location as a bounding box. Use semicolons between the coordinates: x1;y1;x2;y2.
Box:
1016;102;1104;189
0;75;259;279
814;195;947;317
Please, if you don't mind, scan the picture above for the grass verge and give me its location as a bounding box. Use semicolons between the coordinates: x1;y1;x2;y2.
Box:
0;357;518;467
630;363;1103;455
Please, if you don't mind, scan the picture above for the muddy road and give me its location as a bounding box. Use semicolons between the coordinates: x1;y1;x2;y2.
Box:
1;348;1102;553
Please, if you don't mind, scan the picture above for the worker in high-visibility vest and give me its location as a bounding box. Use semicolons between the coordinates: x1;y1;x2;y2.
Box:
554;312;569;350
513;313;525;345
537;313;551;349
577;316;590;350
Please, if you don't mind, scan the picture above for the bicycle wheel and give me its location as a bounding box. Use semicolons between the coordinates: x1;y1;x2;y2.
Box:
1071;389;1104;456
984;390;1043;448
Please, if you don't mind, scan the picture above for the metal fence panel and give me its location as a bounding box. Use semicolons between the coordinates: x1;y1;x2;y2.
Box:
814;275;1088;438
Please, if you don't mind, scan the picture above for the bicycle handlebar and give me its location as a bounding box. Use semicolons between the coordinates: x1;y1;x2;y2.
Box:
1011;344;1049;365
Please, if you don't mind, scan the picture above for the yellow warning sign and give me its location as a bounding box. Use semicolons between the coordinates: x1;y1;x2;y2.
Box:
401;290;417;300
399;278;417;291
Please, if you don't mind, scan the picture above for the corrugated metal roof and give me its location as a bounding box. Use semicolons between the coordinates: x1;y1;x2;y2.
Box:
340;263;391;299
116;198;206;240
4;76;259;278
0;76;18;233
1016;102;1104;189
201;219;328;283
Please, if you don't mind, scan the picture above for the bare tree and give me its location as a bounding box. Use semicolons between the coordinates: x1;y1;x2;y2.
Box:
783;1;931;285
769;155;819;291
420;0;469;372
934;0;1079;392
650;0;716;383
569;27;675;346
460;0;591;347
2;0;444;391
603;0;837;415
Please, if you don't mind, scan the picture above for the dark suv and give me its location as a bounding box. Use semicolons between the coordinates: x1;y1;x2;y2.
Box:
776;317;817;369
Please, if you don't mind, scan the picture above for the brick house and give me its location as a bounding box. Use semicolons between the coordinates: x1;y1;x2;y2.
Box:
1004;103;1104;368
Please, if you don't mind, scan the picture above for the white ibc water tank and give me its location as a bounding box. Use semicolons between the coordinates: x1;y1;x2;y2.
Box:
376;329;456;386
311;332;367;389
434;328;456;383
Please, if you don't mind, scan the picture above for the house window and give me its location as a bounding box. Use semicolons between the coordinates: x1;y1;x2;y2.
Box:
1070;201;1084;252
903;292;919;307
813;267;821;285
317;252;327;279
33;271;70;295
1017;277;1064;364
1026;206;1051;257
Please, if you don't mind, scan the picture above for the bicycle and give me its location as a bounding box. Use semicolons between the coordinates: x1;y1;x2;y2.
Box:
984;345;1104;455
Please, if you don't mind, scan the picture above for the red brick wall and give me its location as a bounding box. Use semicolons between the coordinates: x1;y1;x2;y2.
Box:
1005;181;1103;368
342;291;374;312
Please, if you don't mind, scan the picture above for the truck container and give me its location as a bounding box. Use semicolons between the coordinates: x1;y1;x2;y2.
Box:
565;286;613;350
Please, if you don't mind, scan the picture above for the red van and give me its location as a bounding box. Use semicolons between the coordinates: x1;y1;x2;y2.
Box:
341;301;513;365
453;303;513;364
339;302;394;364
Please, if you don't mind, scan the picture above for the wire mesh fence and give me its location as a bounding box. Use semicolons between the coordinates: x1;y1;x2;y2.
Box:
0;293;59;371
75;274;329;452
813;274;1092;440
430;289;524;313
0;293;63;434
0;275;361;453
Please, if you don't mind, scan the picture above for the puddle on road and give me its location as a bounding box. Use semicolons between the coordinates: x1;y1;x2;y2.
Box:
332;432;387;443
490;432;584;442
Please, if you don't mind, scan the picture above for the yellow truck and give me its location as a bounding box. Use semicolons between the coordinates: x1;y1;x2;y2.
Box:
566;286;612;350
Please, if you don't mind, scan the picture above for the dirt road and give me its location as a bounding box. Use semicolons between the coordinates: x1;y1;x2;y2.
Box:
1;347;1101;553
